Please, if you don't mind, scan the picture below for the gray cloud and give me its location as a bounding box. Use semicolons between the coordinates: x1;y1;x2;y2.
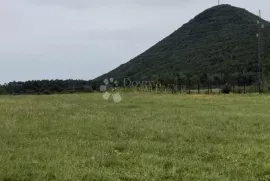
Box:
0;0;269;83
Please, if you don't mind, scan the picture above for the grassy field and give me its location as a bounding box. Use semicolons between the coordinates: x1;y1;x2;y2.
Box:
0;93;270;181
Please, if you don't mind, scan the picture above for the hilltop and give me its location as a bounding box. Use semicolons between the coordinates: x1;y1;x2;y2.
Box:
95;5;270;86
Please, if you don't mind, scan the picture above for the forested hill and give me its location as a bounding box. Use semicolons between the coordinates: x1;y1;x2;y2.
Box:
1;5;270;95
95;4;270;85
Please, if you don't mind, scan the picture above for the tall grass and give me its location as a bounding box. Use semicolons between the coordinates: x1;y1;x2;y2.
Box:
0;93;270;181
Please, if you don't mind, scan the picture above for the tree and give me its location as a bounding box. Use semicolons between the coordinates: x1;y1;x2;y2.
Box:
151;74;161;92
178;73;187;93
213;73;225;93
163;72;175;87
239;71;255;94
229;72;240;92
191;75;201;94
0;87;7;95
206;74;214;94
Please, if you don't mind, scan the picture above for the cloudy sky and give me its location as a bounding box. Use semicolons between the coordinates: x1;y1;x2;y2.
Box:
0;0;269;83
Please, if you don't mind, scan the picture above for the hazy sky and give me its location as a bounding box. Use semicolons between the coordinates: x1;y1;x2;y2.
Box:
0;0;269;83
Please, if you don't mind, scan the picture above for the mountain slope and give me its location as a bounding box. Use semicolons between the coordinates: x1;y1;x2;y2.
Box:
95;5;270;84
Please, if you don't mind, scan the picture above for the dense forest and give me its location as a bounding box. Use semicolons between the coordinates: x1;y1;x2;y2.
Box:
95;5;270;89
0;80;95;95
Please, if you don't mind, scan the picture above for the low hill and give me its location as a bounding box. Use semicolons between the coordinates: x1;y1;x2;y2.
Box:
95;5;270;86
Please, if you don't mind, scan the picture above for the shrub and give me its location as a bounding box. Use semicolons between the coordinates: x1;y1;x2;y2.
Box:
43;90;52;95
222;84;232;94
233;86;243;94
0;87;7;95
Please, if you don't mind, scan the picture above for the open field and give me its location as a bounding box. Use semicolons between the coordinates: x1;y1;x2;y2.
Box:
0;93;270;181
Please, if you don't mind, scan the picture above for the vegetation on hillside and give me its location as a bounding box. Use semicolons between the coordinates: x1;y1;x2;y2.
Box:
95;5;270;89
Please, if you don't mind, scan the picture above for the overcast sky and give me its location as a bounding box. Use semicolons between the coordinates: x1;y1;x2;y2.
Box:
0;0;269;83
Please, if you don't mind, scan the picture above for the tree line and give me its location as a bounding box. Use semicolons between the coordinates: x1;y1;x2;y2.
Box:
0;80;95;95
0;70;266;95
126;70;261;94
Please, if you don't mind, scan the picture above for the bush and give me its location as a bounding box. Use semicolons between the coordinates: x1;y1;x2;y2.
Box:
43;90;52;95
232;86;243;94
0;87;7;95
222;84;232;94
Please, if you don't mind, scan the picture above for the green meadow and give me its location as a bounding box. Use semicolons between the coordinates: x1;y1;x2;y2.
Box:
0;93;270;181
